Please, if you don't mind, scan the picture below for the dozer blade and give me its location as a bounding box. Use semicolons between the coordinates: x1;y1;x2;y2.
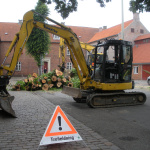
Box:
62;86;82;98
0;96;16;117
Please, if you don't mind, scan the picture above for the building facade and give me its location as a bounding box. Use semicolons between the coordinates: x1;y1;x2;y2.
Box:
0;13;149;80
0;22;99;76
132;33;150;80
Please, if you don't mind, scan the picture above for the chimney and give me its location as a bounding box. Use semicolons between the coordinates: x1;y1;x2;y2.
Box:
133;13;140;21
99;27;103;32
99;26;107;32
18;20;23;25
103;26;107;30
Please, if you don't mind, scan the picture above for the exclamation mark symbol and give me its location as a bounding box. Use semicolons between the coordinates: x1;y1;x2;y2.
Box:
58;116;62;131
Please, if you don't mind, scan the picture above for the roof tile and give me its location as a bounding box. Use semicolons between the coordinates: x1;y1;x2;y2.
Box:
0;22;20;41
133;43;150;63
88;20;133;43
135;33;150;41
0;22;99;43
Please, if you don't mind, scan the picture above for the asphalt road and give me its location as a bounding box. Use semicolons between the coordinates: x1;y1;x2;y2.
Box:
35;87;150;150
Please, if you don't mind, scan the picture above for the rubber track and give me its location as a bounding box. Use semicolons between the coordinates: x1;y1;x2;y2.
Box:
86;92;146;108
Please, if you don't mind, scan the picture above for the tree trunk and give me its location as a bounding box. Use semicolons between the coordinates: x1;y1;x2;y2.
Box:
42;84;49;91
56;82;62;88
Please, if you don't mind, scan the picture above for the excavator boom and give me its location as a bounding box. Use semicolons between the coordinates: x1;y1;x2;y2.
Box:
0;10;94;116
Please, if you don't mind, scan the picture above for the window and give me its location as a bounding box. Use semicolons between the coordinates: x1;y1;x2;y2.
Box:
53;35;60;40
131;28;134;33
67;47;70;55
133;66;138;74
66;62;72;70
16;62;21;71
140;29;144;34
143;39;149;43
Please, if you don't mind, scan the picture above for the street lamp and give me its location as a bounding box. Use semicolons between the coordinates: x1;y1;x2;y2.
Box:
121;0;124;40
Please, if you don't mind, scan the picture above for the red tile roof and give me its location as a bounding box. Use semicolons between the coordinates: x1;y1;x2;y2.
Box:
0;22;99;43
69;26;99;42
88;20;133;43
50;25;99;43
135;33;150;41
133;43;150;63
0;22;21;41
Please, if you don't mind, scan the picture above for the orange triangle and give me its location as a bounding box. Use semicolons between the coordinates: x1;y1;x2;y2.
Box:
45;106;77;137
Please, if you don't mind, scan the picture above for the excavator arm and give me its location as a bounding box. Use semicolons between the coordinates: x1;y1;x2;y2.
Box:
0;10;93;116
58;37;66;72
58;36;95;72
1;10;92;83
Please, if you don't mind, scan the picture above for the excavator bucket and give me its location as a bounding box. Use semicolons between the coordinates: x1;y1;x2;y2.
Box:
62;86;82;98
0;96;16;117
0;76;16;117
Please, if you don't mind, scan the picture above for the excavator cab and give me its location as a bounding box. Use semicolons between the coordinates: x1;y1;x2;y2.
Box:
87;53;103;70
92;40;133;84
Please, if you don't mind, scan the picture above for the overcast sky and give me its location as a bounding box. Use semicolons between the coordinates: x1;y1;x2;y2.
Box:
0;0;150;31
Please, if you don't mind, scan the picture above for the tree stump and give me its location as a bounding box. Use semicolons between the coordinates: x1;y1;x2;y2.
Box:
51;76;57;82
32;73;38;78
42;79;46;84
68;82;73;87
49;84;54;89
42;84;49;91
56;82;62;88
62;78;67;83
56;69;63;76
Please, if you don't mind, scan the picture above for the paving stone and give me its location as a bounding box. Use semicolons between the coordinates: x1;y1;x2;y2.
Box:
0;91;121;150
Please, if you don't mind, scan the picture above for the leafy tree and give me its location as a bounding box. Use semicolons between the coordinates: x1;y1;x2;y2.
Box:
26;0;50;75
129;0;150;13
40;0;111;19
40;0;150;19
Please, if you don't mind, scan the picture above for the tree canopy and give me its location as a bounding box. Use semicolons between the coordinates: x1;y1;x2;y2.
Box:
129;0;150;13
40;0;150;19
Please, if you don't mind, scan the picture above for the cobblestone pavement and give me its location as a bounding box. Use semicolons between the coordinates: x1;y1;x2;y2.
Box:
0;78;148;150
0;91;121;150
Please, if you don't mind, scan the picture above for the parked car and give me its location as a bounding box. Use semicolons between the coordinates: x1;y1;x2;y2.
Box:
147;76;150;85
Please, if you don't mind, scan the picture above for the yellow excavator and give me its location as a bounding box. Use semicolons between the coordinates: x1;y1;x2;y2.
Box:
58;37;103;72
0;10;146;117
58;37;96;72
58;37;66;72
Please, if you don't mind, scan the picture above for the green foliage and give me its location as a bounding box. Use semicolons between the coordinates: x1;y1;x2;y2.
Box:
33;77;40;84
71;76;80;88
26;0;50;66
129;0;150;13
15;80;26;90
54;0;78;19
40;0;150;19
40;0;112;19
70;68;78;77
96;0;111;7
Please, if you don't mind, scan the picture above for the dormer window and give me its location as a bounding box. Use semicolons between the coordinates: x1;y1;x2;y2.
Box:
53;35;60;40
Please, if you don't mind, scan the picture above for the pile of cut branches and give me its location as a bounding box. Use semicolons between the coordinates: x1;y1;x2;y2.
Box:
11;69;75;91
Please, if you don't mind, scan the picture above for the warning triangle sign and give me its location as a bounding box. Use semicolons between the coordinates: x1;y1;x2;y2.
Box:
40;106;82;145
